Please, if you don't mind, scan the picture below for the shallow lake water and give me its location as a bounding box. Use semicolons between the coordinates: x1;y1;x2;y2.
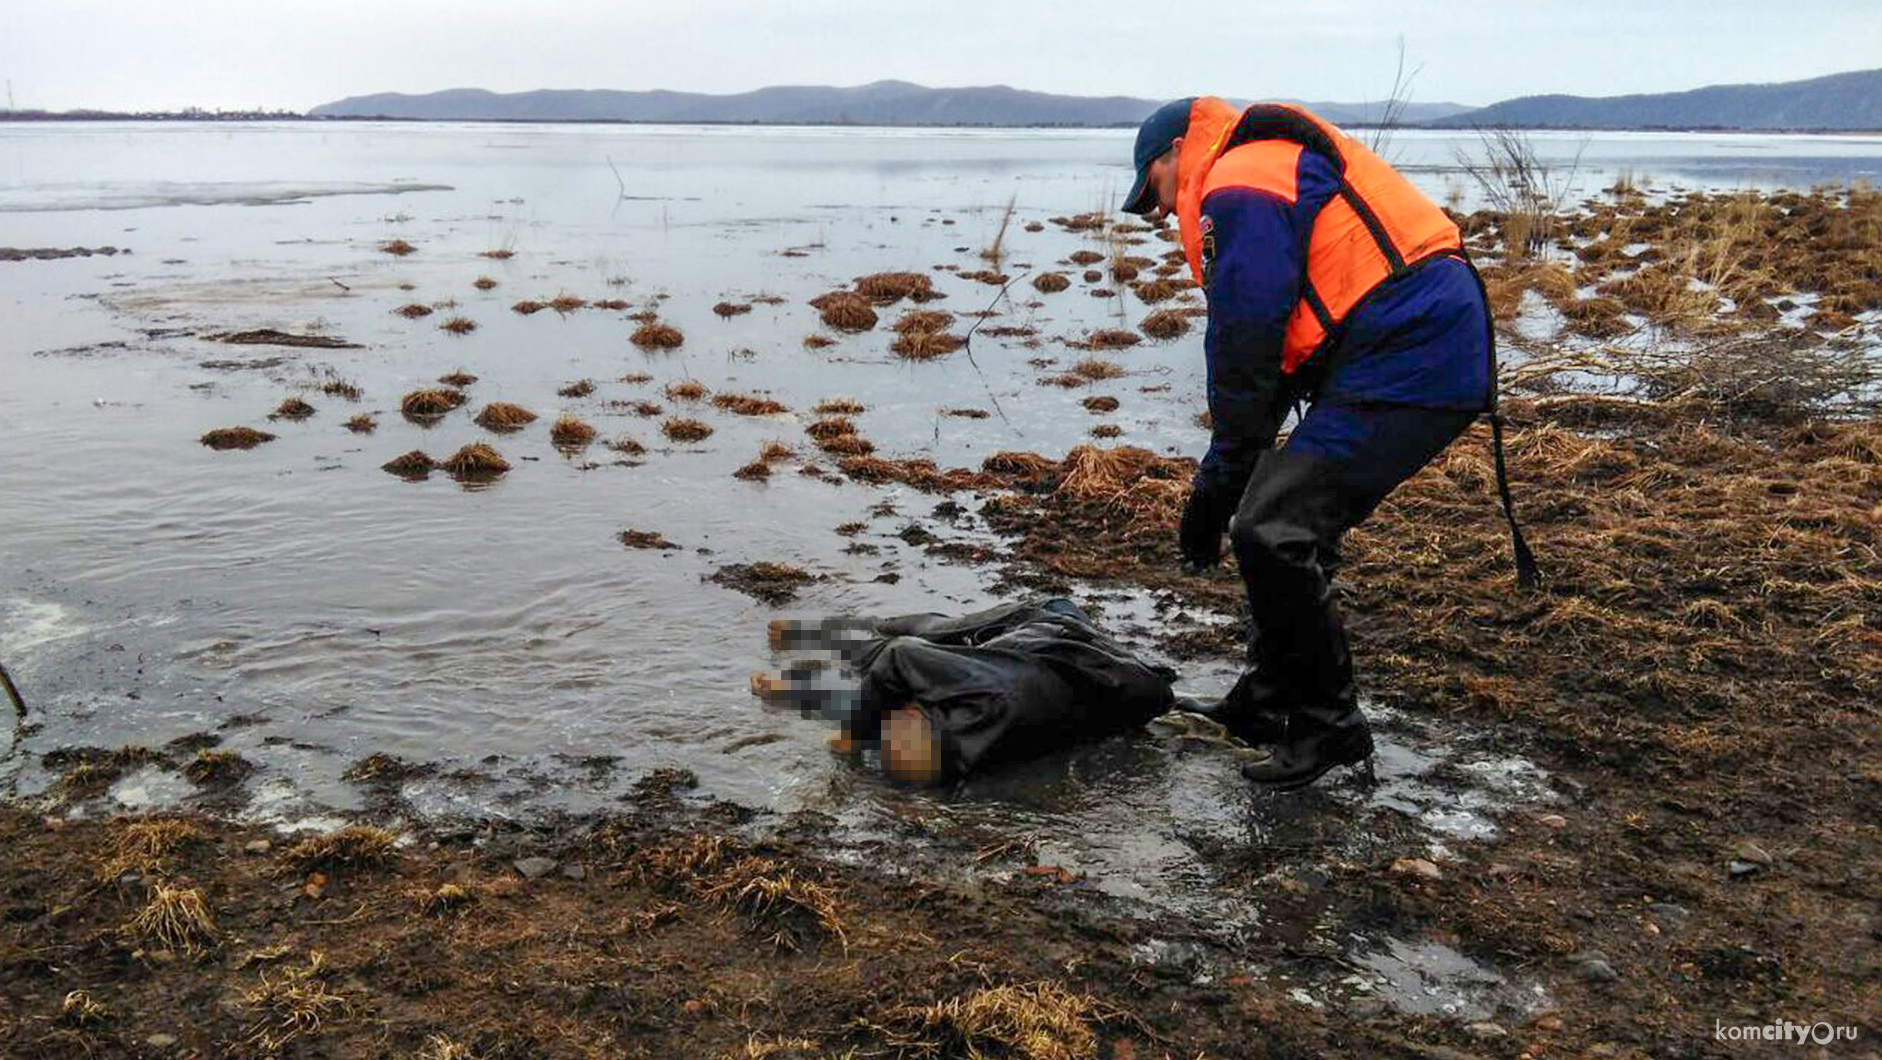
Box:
3;123;1879;996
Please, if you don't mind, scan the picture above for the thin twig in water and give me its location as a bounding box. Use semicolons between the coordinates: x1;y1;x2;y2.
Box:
958;271;1030;433
0;660;24;719
606;155;626;198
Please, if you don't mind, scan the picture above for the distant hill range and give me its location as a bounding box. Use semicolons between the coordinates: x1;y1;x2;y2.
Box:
1426;67;1882;131
308;81;1473;128
304;68;1882;131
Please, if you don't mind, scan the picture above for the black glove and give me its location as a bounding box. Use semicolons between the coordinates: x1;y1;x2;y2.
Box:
1179;482;1227;573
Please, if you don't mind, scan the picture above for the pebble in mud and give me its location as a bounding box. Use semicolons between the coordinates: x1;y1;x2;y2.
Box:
1571;951;1621;982
513;856;558;879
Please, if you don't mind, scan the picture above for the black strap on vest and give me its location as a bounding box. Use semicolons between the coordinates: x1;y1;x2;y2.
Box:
1462;253;1541;589
1227;104;1541;589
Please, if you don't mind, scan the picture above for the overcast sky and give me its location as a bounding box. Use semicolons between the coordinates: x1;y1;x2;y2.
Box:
2;0;1877;112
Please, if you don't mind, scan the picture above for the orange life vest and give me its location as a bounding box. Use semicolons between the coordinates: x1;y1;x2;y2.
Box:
1174;97;1464;373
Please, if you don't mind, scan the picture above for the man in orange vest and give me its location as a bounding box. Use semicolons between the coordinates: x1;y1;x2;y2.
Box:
1123;97;1529;790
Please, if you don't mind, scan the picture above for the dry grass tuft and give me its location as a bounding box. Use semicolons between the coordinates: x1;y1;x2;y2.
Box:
511;299;547;315
704;859;846;951
893;309;955;334
379;239;417;256
240;951;354;1055
805;416;857;440
381;450;435;478
1071;358;1126;380
813;396;866;415
854;271;936;303
479;248;515;260
713;392;790;416
439;442;510;480
665;379;709;401
714;301;752;317
802;334;836;349
1082;396;1119;413
417;1034;479;1060
816;434;876;456
98;819;210;880
59;990;107;1028
663;417;714;442
1032;272;1071;293
891;329;966;361
415;882;476;916
881;981;1110;1060
631;322;686;349
550;414;598;449
279;826;399;875
557;379;596;399
1081;329;1141;350
944;407;990;419
1140;310;1191;340
815;291;878;332
758;440;796;463
320;379;362;402
982;451;1059;476
734;460;772;481
437;369;477;387
439;316;477;335
471;276;498;291
607;434;647;456
123;882;218;954
473;402;537;432
273;397;315;421
1067;249;1104;266
1130;278;1182;303
401;388;467;419
201;427;276;450
183;749;251;787
548;294;586;314
394;303;434;319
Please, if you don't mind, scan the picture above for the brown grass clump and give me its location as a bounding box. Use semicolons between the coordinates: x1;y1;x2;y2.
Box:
703;858;847;951
320;379;362;401
1033;272;1071;293
805;416;856;440
1056;444;1187;524
379;239;417;256
550;414;598;449
473;402;537;432
837;456;900;483
60;989;107;1027
854;271;936;303
273;397;315;420
709;562;818;606
713;392;790;416
98;819;210;880
758;440;795;463
1082;329;1141;350
734;460;773;481
548;294;586;314
803;334;836;349
619;529;678;550
1068;250;1104;266
628;400;665;417
663;417;714;442
201;427;276;450
439;316;477;335
592;298;631;311
279;826;399;875
438;442;510;480
401;388;467;419
394;303;433;319
472;276;498;291
620;371;653;384
557;379;596;398
606;434;646;456
240;951;354;1055
1082;396;1119;413
183;749;252;787
1072;358;1126;380
511;299;547;315
1041;373;1089;388
944;407;990;419
415;883;476;917
714;301;752;317
816;434;876;456
123;882;219;954
437;370;477;387
1090;424;1123;438
880;981;1108;1060
1131;278;1181;303
813;396;866;415
983;451;1059;476
816;292;878;332
893;309;956;334
891;329;966;360
631;322;685;349
959;268;1010;285
1082;269;1103;283
479;248;515;260
665;379;709;401
1140;310;1192;340
381;450;435;479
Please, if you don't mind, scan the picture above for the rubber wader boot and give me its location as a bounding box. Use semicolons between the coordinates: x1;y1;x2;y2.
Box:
1240;584;1376;790
1175;625;1292;747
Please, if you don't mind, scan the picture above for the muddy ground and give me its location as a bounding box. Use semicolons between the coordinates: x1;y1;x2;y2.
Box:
6;188;1882;1059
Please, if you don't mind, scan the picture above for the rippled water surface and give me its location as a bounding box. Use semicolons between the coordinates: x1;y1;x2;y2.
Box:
4;123;1879;942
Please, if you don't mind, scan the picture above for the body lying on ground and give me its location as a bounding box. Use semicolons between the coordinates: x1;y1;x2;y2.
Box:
751;598;1180;786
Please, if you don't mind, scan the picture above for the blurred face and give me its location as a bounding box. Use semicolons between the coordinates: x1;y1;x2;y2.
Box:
1144;136;1184;222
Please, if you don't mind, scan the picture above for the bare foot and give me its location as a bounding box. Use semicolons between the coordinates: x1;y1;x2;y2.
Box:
827;730;859;756
881;703;942;787
767;619;791;652
748;671;782;701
